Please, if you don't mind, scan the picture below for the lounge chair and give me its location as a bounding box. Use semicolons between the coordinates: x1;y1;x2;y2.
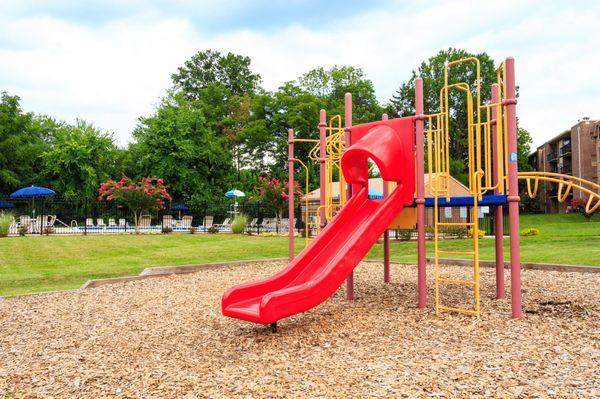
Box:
139;215;151;230
260;217;277;232
248;218;258;230
97;218;106;228
119;218;126;228
19;215;31;226
162;214;174;228
214;218;231;232
85;218;95;228
179;215;193;230
18;215;32;233
45;215;56;228
201;215;212;232
108;218;117;227
8;216;17;235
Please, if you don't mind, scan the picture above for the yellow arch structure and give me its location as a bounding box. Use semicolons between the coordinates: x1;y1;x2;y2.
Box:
518;171;600;214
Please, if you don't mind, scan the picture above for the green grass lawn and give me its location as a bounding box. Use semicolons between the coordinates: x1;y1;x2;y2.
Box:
368;213;600;265
1;213;598;297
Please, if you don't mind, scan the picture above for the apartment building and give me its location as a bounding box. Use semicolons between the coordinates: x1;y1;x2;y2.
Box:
528;118;600;213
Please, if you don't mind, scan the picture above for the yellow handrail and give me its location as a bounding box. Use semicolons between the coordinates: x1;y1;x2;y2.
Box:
290;157;311;246
518;171;600;213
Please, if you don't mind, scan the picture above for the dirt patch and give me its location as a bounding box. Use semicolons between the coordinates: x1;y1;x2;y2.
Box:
1;261;598;398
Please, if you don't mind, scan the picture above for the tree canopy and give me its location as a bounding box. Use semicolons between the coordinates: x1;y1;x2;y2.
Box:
0;93;50;194
41;120;124;201
388;48;531;184
171;50;261;100
0;48;535;208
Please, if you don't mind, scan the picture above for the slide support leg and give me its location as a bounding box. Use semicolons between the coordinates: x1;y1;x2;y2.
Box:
288;129;295;262
269;322;277;333
504;57;522;318
491;83;505;300
494;205;505;299
415;77;427;309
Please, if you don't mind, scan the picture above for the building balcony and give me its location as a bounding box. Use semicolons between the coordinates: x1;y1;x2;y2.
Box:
560;144;572;156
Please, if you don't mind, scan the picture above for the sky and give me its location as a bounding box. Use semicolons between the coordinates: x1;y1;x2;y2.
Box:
0;0;599;148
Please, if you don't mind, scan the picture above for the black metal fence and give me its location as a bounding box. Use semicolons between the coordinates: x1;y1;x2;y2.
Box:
0;196;308;236
0;195;510;237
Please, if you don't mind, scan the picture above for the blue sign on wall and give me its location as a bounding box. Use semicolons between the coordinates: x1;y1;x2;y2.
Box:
509;152;518;163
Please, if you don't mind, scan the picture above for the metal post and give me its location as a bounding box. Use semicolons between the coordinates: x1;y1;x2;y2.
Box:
382;113;391;283
319;109;327;230
504;57;522;318
491;83;505;299
288;128;295;262
415;77;427;309
257;202;261;235
84;197;87;235
41;199;45;236
344;93;354;301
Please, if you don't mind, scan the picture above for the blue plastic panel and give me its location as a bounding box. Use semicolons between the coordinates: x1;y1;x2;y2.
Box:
408;195;508;207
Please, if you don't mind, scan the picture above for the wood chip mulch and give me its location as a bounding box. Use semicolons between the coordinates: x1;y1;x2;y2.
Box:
1;261;598;398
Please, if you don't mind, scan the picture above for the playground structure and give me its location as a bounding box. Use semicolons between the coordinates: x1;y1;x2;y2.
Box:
222;56;600;328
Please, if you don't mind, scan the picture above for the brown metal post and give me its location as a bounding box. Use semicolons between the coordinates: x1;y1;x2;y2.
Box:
504;57;522;318
415;77;427;309
491;83;505;299
288;128;295;262
319;109;327;229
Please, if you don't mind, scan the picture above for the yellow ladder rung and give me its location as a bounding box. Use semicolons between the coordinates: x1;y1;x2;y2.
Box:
436;250;476;255
436;278;476;286
437;222;475;227
437;305;479;315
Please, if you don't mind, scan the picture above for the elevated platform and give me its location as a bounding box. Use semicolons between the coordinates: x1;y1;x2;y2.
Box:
409;194;508;207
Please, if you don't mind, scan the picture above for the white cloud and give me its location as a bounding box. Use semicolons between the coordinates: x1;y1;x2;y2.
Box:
0;1;598;147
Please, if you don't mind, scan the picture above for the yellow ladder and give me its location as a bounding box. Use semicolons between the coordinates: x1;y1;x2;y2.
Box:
432;188;481;317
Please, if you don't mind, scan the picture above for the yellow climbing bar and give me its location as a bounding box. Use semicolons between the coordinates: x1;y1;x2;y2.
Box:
518;171;600;213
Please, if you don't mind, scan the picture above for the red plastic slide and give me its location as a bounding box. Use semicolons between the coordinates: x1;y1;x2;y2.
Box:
222;117;415;325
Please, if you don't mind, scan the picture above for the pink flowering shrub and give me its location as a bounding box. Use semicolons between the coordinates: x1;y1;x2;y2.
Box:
255;176;299;208
98;176;171;232
567;197;596;220
254;176;300;227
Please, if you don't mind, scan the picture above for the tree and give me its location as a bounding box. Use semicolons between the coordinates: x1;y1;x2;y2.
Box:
387;48;533;185
41;120;123;202
263;82;325;180
252;176;300;228
517;127;533;171
261;66;384;188
0;93;51;194
298;65;383;122
388;49;497;165
171;50;261;101
168;49;272;188
133;91;234;206
98;176;171;232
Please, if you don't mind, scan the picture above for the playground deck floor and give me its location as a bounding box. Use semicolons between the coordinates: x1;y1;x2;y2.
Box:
1;262;598;398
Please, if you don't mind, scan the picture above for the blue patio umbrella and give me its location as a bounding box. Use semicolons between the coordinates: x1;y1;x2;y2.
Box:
225;189;245;216
10;185;56;216
225;189;245;198
368;188;383;199
336;188;383;200
171;204;190;219
10;186;55;198
0;201;14;209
